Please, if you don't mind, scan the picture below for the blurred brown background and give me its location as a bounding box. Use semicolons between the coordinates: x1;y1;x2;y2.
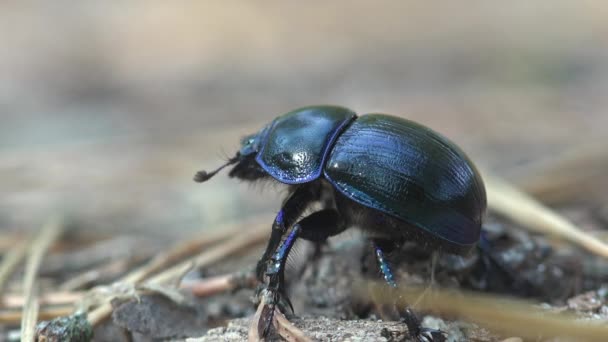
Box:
2;2;607;242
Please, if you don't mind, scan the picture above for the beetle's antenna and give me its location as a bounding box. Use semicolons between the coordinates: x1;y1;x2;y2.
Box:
194;155;239;183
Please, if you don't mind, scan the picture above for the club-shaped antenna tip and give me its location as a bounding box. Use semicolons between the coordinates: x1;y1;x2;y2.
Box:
193;170;212;183
194;154;239;183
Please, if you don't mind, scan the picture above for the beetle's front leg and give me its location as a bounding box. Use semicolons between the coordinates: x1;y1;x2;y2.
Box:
255;210;287;282
258;208;346;338
255;186;316;282
257;223;301;337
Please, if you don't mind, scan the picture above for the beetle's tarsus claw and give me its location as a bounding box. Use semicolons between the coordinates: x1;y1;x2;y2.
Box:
282;294;295;314
413;327;447;342
399;308;446;342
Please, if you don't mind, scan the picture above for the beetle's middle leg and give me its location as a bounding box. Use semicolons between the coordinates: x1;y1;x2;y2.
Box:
372;239;447;342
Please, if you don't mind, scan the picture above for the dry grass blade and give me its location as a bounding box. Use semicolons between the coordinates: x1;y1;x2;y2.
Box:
248;296;266;342
508;142;608;203
20;217;64;342
21;303;39;342
59;258;139;291
274;308;312;342
484;173;608;258
86;217;269;326
182;271;256;297
3;291;83;309
361;282;608;342
182;274;235;297
0;238;28;296
86;302;113;327
0;306;73;324
146;222;268;285
41;236;147;276
121;217;261;284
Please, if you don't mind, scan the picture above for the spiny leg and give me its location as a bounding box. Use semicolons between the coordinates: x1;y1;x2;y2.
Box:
256;186;317;281
373;239;398;288
270;222;299;290
259;223;300;337
259;209;346;337
372;239;446;342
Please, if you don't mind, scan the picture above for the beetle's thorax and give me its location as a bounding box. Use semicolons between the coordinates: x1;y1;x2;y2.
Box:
248;106;356;185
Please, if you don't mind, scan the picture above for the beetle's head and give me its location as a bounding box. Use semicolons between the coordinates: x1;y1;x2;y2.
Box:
227;131;267;181
193;128;268;184
237;133;260;157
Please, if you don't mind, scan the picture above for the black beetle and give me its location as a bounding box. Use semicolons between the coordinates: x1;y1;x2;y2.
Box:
195;105;486;341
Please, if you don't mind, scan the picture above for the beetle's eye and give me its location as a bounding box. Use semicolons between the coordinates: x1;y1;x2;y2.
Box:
247;138;255;145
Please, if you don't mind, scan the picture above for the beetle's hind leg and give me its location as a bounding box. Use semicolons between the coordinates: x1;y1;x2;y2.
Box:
372;239;447;342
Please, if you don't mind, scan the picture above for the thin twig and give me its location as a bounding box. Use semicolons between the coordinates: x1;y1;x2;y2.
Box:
249;296;267;342
181;274;233;297
122;216;267;285
146;223;267;285
274;308;312;342
59;256;146;291
484;173;608;258
181;271;257;297
86;303;114;327
85;217;269;327
20;217;64;342
0;306;73;324
73;218;250;316
41;236;150;276
0;238;28;296
2;291;84;309
21;302;39;342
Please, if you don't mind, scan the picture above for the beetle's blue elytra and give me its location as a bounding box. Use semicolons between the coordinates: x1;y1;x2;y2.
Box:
324;113;486;247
